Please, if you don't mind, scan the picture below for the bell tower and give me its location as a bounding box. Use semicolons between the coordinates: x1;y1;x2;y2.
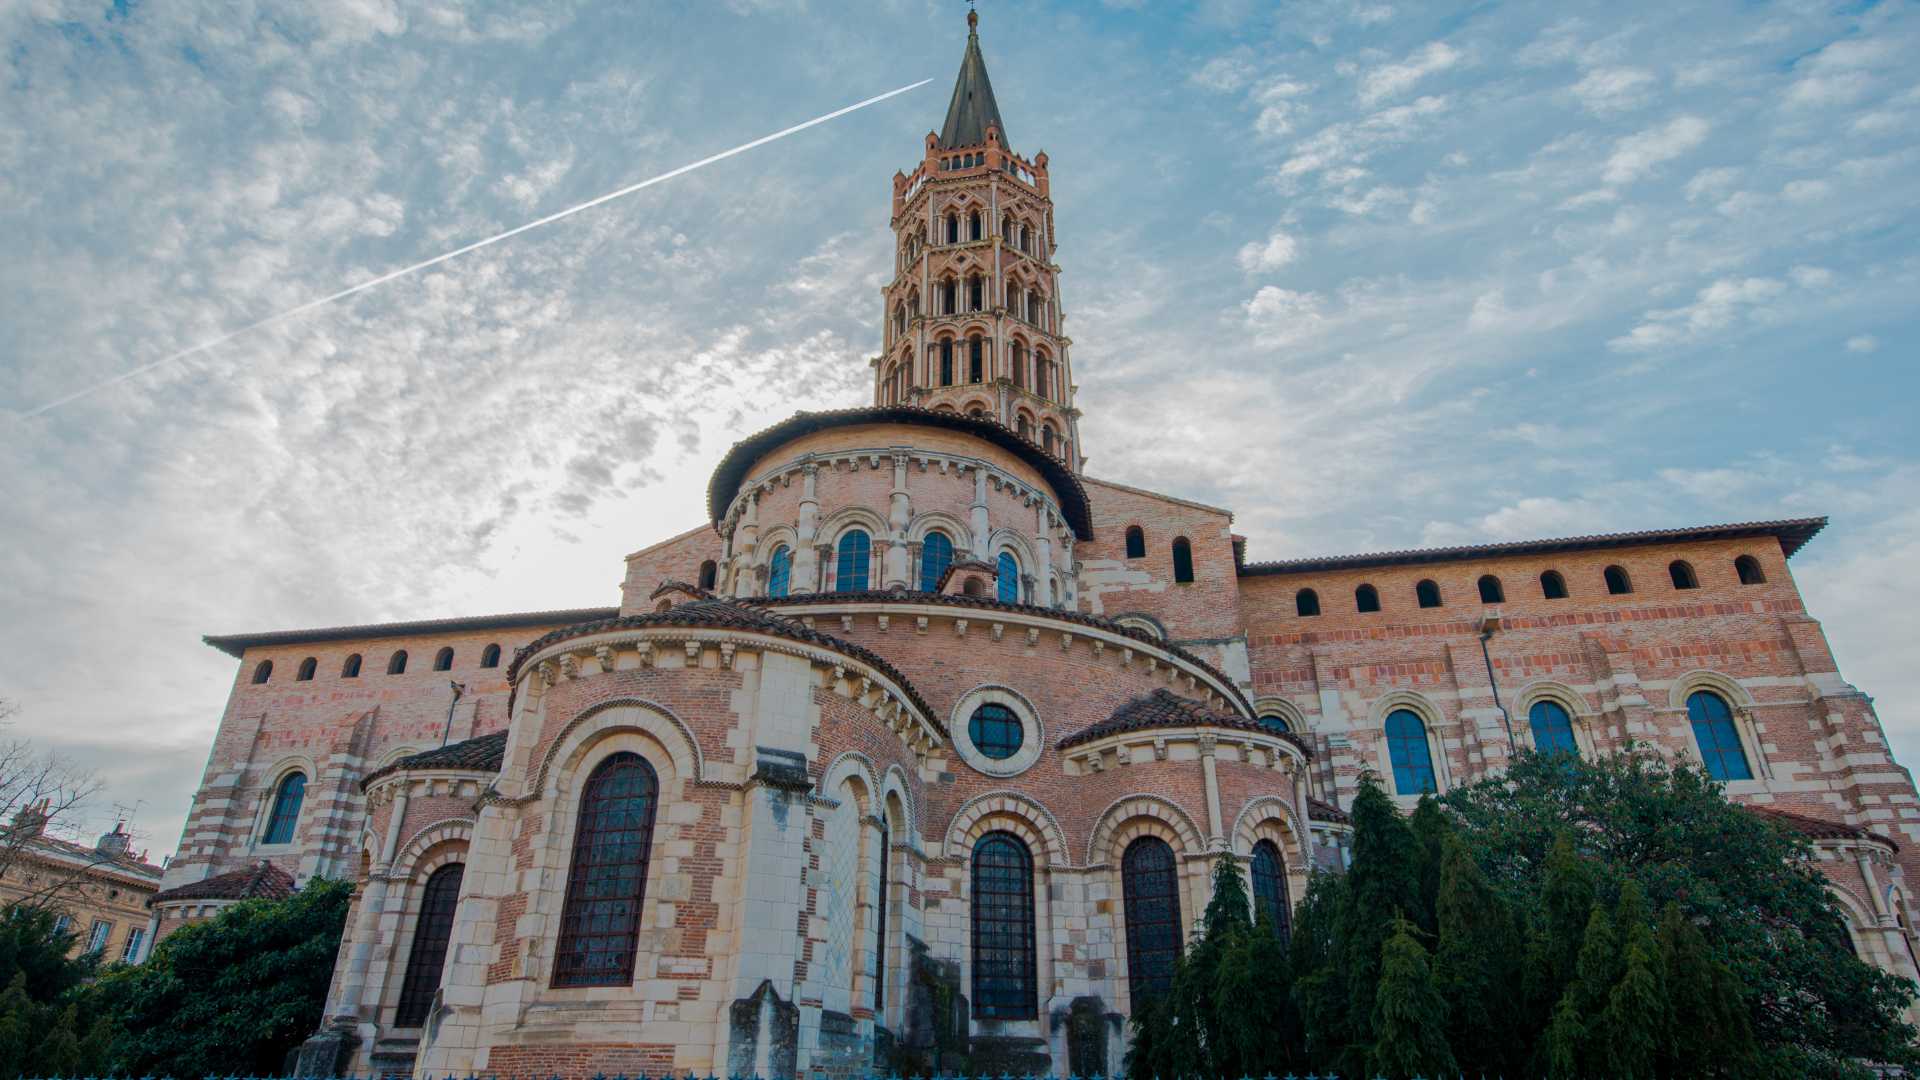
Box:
875;9;1083;470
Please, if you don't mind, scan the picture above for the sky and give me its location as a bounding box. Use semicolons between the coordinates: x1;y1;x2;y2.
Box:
1;0;1915;862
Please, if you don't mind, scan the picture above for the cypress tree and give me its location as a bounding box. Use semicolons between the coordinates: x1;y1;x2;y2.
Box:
1332;775;1424;1076
1540;832;1597;991
1288;869;1350;1074
1567;902;1620;1069
1433;832;1521;1075
1408;794;1453;935
1602;881;1664;1079
1366;916;1457;1079
1122;990;1162;1080
1658;901;1758;1077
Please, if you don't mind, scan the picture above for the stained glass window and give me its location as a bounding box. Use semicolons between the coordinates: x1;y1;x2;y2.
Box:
836;531;871;592
768;545;792;598
996;552;1019;603
1688;691;1753;781
395;863;465;1027
921;533;954;592
1122;837;1181;999
262;772;306;844
1250;839;1291;946
1528;700;1579;757
971;832;1036;1019
1385;709;1437;794
553;753;659;987
969;704;1023;760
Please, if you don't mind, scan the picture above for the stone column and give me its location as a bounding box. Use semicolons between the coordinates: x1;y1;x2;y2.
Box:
733;492;760;598
792;462;820;594
1199;734;1224;849
969;466;990;556
1034;504;1054;608
884;452;912;589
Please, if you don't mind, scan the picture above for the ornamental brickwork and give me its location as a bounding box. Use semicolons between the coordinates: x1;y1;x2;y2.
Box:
157;12;1920;1080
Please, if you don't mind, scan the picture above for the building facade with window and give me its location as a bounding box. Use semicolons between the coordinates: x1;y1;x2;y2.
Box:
0;807;163;965
158;12;1920;1079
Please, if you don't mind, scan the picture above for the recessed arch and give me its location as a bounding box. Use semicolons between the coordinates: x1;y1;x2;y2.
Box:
533;698;705;800
1735;554;1767;585
1540;569;1569;599
295;657;317;682
1477;575;1504;604
1295;587;1321;617
1604;564;1633;595
251;659;273;684
1124;525;1146;560
1356;583;1381;613
943;789;1071;867
1415;579;1442;608
433;646;454;672
1086;794;1205;866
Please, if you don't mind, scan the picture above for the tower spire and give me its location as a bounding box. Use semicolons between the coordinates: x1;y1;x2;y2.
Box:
938;6;1008;151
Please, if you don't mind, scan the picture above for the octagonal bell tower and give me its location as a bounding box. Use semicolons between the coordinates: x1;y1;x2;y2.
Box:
875;10;1084;471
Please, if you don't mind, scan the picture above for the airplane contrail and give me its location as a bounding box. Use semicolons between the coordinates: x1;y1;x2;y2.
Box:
21;77;935;419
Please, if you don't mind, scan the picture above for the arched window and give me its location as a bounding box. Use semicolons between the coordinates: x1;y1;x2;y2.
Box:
1001;212;1013;241
920;532;955;592
971;832;1037;1019
295;657;317;682
1669;560;1698;590
893;303;906;338
261;772;306;845
1250;839;1291;945
945;213;959;244
835;531;871;592
698;560;718;591
1541;570;1569;599
969;210;982;241
1122;836;1181;999
433;646;454;672
1687;691;1753;781
1735;555;1766;585
1171;538;1195;584
996;551;1020;603
1478;575;1504;604
1604;565;1633;595
342;654;362;678
1415;579;1442;608
1021;223;1033;253
1296;588;1321;617
1356;583;1381;613
554;753;660;987
1124;526;1146;559
767;545;793;598
968;335;984;381
480;643;502;669
1016;414;1033;440
1258;713;1291;734
251;660;273;685
1041;423;1057;455
939;339;954;386
1528;700;1579;757
968;703;1024;759
394;862;466;1027
938;278;957;315
1385;709;1437;794
1036;354;1053;400
1011;342;1027;389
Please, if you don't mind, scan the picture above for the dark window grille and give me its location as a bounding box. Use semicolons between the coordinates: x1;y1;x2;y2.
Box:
969;704;1023;760
1124;526;1146;559
1385;709;1437;794
1251;840;1291;946
553;752;659;987
921;533;954;592
263;773;306;845
971;832;1036;1019
874;822;890;1014
1687;691;1753;781
1171;538;1195;583
1122;836;1181;1000
395;863;465;1027
836;531;871;592
1528;700;1579;756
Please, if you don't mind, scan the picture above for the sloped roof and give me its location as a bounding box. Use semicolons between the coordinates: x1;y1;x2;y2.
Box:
150;860;295;905
1308;797;1350;825
938;11;1009;150
203;606;619;658
707;406;1093;539
1057;689;1309;757
1753;805;1898;852
361;730;509;790
1238;517;1827;576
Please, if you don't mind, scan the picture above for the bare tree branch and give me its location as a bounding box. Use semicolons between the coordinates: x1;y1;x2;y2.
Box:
0;699;110;912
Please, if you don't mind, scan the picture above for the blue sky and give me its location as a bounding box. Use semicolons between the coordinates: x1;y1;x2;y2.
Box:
1;0;1915;860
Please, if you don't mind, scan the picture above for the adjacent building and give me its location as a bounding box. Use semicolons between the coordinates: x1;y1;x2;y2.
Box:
155;12;1920;1078
1;804;163;964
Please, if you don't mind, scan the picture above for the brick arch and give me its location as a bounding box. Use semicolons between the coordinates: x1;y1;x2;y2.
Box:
1512;679;1593;718
1086;794;1205;866
533;698;704;798
908;510;973;550
881;763;918;842
943;790;1070;867
983;527;1037;571
393;818;475;880
1230;795;1308;867
1251;696;1306;730
817;505;889;545
960;396;994;416
1666;669;1756;710
821;751;880;815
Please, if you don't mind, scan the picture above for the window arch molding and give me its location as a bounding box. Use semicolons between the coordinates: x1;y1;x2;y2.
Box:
948;684;1045;778
252;757;316;848
906;511;973;553
1511;681;1596;758
1230;797;1309;937
1366;691;1450;798
530;699;705;802
816;506;890;546
1110;612;1168;642
1251;696;1308;735
943;789;1070;867
1087;794;1206;868
1665;670;1768;784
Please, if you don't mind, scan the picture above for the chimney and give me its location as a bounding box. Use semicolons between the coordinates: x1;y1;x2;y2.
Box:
95;822;131;859
11;799;49;837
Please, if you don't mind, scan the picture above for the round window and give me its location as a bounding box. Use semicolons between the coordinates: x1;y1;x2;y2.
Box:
968;703;1024;760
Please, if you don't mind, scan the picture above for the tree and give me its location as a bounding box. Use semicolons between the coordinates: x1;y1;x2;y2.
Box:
1432;832;1521;1076
83;878;352;1077
1328;774;1424;1076
0;702;105;907
1658;901;1757;1078
1602;882;1664;1080
1366;916;1455;1079
0;907;104;1077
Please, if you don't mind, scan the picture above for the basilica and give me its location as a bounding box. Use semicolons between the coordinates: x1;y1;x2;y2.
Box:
153;12;1920;1079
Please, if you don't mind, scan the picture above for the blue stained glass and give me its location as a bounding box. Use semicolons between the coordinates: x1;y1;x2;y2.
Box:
1688;691;1753;781
262;772;306;844
767;545;792;598
836;531;870;592
1385;709;1437;794
1529;700;1579;757
920;532;954;592
996;552;1019;603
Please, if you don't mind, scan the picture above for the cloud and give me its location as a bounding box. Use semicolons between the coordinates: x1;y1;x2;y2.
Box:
1358;42;1461;106
1602;115;1709;185
1192;55;1257;93
1846;334;1879;353
1570;67;1656;116
1237;228;1300;272
1242;287;1325;345
1609;276;1788;352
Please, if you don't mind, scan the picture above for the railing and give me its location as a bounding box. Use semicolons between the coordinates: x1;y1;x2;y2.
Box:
19;1073;1538;1080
